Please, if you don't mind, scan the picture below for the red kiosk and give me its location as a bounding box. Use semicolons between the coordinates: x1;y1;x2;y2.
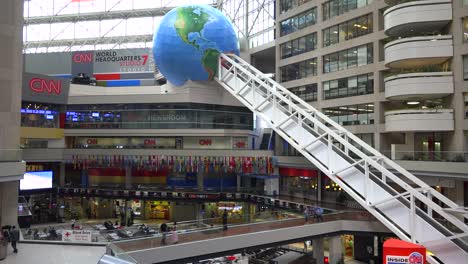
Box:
383;239;426;264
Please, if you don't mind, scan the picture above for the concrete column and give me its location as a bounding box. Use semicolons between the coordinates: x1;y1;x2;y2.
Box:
196;203;203;226
197;172;204;191
236;173;241;192
0;0;23;228
329;236;343;264
59;162;66;187
125;166;132;189
274;134;285;156
312;237;324;264
264;177;279;196
0;181;19;226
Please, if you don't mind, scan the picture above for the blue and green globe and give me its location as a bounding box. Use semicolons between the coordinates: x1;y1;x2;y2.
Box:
153;5;240;86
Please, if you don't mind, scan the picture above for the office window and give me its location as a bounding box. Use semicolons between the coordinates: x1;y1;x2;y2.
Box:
464;93;468;119
281;58;317;82
323;73;373;100
464;55;468;80
323;104;374;126
280;8;317;36
323;44;373;73
281;33;317;59
329;45;371;72
323;0;372;21
463;18;468;42
290;84;318;102
280;0;312;14
323;14;372;47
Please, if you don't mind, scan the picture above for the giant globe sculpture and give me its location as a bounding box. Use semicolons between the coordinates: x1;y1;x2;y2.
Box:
153;5;240;86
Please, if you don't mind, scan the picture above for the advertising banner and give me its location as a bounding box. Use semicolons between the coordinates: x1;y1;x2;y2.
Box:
22;72;70;104
62;230;92;243
383;239;425;264
93;48;154;73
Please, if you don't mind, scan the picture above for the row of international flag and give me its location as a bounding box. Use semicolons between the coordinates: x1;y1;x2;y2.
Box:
70;155;275;175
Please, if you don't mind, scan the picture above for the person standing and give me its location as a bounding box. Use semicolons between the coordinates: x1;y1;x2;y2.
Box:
71;219;76;230
10;226;19;253
160;222;168;245
170;227;178;244
304;208;309;223
222;209;228;231
315;207;324;222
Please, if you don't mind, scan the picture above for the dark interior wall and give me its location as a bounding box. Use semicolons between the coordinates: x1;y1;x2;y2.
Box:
252;56;275;74
354;234;381;264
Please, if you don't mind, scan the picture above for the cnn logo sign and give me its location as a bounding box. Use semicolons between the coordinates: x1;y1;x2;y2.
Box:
199;139;212;146
73;52;93;63
29;78;61;95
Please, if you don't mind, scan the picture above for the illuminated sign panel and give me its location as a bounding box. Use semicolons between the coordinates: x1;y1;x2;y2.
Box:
22;72;70;104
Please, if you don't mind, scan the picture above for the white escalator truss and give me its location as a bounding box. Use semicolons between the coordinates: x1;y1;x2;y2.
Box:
216;53;468;263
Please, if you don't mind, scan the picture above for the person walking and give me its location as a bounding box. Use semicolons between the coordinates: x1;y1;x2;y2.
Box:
160;222;168;245
10;226;19;253
222;209;228;231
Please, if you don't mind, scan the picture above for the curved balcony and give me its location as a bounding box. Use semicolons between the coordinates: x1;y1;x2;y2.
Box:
384;72;453;100
385;109;454;132
384;35;452;69
384;0;452;37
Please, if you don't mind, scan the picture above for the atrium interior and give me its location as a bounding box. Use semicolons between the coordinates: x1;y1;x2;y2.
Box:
0;0;468;263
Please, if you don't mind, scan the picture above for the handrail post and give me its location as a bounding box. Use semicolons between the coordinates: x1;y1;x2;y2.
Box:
364;161;369;205
410;194;415;243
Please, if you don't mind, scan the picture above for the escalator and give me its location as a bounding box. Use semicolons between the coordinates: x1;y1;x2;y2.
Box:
216;53;468;263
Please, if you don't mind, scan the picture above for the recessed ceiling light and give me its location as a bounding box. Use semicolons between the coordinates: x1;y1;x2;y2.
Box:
407;101;420;105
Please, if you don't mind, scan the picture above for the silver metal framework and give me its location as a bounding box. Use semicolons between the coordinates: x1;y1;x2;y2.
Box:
216;53;468;263
23;34;153;50
24;7;173;25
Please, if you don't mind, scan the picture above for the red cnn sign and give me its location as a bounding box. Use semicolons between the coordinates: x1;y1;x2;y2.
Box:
144;139;156;145
86;138;98;145
73;52;93;63
29;78;62;95
199;139;212;146
235;141;246;148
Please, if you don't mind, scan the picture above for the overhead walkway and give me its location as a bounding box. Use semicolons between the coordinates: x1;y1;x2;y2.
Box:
109;212;388;264
216;53;468;263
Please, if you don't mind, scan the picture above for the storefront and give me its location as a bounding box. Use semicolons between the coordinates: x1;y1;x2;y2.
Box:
144;200;170;220
279;167;319;199
204;202;248;223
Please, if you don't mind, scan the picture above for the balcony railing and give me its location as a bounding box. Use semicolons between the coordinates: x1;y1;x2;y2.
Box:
385;151;468;162
0;149;23;162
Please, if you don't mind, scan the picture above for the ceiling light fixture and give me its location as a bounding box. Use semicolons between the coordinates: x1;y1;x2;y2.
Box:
407;101;420;105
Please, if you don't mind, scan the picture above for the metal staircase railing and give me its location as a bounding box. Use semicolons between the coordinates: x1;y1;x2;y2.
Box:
216;53;468;263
